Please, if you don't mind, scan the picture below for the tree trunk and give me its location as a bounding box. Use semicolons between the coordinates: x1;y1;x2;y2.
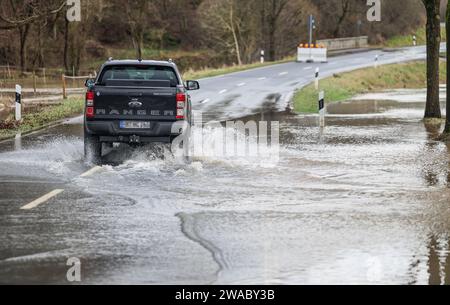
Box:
63;18;69;73
267;0;277;61
260;0;267;56
18;24;30;73
229;1;242;66
137;34;143;59
37;22;45;68
424;0;442;119
445;0;450;133
268;24;276;61
131;31;143;59
333;0;350;38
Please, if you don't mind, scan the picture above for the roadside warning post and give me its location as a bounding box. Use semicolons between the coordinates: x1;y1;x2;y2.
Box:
318;90;325;128
15;84;22;122
260;50;265;64
413;35;417;46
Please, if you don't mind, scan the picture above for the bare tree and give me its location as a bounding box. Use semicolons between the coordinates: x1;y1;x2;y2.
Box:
0;0;431;72
199;0;254;65
0;0;65;72
123;0;152;59
333;0;352;37
260;0;289;61
444;0;450;134
422;0;442;119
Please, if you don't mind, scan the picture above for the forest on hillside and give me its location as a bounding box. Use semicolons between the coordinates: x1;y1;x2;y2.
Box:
0;0;429;74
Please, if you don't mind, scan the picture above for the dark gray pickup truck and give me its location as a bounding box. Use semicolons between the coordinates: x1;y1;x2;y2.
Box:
83;59;199;162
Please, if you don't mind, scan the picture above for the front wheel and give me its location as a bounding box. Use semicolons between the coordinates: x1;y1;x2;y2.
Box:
84;133;102;164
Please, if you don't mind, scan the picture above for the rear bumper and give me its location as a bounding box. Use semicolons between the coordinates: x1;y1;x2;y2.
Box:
85;120;182;143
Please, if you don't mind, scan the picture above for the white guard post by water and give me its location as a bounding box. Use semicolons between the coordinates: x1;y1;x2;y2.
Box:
15;84;22;122
318;90;325;128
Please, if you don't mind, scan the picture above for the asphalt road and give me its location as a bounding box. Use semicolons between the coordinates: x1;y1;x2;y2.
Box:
1;45;449;285
190;45;444;121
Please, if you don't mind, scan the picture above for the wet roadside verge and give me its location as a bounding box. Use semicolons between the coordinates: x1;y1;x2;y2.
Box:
0;98;84;143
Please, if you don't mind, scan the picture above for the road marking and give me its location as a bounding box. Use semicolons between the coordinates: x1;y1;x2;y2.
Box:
258;77;267;80
80;166;102;178
237;82;246;87
279;72;288;76
200;98;210;104
303;67;313;70
219;89;228;94
20;189;64;210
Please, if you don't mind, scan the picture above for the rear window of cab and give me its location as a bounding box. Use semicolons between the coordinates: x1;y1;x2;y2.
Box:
99;65;179;87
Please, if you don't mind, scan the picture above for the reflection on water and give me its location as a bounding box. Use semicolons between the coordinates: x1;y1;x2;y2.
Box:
409;235;450;285
427;236;448;285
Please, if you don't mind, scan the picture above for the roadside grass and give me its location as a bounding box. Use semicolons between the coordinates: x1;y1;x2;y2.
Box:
383;26;446;48
293;60;447;114
0;98;83;140
182;56;295;80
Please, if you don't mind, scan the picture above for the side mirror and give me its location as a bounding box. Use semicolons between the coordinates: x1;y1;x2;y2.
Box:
85;78;95;88
186;80;200;91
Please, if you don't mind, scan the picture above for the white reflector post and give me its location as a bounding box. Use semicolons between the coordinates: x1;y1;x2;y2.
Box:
15;84;22;122
318;90;325;128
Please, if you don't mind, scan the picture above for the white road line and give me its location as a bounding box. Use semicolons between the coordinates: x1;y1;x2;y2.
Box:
80;166;102;178
200;98;210;104
219;89;228;94
303;67;313;70
237;82;246;87
258;77;267;80
20;189;64;210
279;72;288;76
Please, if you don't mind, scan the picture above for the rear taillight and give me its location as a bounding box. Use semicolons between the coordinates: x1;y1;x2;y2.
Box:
86;91;95;106
86;107;94;118
86;91;95;118
176;91;186;120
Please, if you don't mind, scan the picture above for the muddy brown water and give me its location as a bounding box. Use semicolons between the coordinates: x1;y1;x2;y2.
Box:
0;94;450;284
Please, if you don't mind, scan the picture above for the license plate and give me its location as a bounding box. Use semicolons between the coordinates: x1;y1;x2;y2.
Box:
119;121;151;129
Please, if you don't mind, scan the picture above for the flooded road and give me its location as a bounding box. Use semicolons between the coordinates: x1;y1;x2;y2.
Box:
1;91;450;284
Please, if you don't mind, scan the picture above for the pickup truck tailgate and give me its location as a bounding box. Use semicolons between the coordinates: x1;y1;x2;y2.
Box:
92;86;177;120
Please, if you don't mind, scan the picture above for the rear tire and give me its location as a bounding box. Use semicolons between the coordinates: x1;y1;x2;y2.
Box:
84;133;102;164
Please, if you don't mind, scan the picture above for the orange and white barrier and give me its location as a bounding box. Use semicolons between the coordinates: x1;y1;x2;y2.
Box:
297;43;327;63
